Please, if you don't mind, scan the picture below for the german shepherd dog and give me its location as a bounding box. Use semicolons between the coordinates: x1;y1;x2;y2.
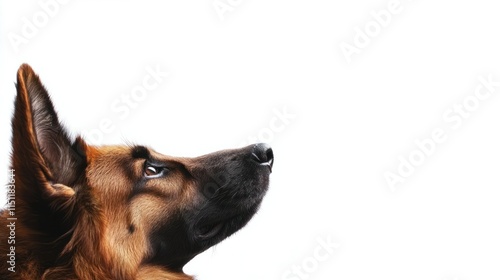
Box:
0;64;273;279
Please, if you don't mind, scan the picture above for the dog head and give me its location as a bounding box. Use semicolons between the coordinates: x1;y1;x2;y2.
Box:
9;64;273;279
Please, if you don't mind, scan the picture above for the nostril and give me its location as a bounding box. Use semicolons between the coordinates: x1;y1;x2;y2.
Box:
266;148;274;163
251;143;274;171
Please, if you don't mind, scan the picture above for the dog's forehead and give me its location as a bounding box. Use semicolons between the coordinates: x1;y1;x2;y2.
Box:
88;145;179;163
86;145;130;160
148;148;182;162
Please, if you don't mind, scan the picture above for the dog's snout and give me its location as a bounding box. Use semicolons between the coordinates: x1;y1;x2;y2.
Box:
251;143;274;172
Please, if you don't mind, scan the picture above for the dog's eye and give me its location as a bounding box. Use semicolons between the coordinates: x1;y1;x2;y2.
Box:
144;163;165;178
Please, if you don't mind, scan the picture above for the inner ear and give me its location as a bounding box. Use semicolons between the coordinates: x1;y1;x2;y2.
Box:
14;64;87;185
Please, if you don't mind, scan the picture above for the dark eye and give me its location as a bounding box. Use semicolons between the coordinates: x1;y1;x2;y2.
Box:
144;163;166;178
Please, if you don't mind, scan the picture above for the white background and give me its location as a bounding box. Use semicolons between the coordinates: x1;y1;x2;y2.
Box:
1;1;500;279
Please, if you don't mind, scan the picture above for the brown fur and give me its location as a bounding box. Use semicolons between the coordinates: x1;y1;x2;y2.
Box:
0;64;273;279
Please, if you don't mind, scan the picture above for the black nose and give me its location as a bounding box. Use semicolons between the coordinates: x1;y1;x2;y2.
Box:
251;143;274;172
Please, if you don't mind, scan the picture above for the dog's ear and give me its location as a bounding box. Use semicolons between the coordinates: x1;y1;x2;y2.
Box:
12;64;87;196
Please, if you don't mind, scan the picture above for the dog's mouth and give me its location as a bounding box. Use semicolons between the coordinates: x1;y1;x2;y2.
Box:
192;209;257;245
194;213;241;241
196;222;225;240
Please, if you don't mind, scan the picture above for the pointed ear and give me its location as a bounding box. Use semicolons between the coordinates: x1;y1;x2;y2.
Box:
12;64;87;191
